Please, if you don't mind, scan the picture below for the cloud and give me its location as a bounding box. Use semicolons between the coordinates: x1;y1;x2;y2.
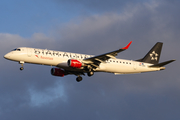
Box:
54;0;147;13
55;0;180;58
28;82;67;107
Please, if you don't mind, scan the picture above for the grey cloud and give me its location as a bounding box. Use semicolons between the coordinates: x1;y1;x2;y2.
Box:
56;0;180;58
54;0;147;13
51;1;180;119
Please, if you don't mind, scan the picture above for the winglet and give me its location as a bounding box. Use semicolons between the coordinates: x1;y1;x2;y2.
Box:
121;41;132;50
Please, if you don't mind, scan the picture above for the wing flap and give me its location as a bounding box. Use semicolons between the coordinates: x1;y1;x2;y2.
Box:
106;54;116;59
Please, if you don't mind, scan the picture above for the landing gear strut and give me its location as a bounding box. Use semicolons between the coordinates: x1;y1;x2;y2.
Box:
76;76;83;82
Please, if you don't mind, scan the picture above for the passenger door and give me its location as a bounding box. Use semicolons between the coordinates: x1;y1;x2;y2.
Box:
27;48;32;57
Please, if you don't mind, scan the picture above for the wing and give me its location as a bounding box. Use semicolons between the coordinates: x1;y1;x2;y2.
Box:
83;41;132;68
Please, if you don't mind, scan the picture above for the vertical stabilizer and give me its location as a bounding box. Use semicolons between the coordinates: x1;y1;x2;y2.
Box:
138;42;163;64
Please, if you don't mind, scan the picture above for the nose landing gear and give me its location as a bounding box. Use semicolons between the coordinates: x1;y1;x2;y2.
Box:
20;66;24;70
19;61;24;71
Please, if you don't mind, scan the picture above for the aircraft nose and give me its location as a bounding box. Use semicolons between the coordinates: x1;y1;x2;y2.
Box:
4;53;11;59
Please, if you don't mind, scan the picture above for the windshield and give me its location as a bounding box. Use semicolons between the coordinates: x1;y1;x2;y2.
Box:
12;48;21;51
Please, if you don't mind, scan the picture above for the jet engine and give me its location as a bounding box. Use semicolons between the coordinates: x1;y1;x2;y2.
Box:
51;68;65;77
67;59;83;68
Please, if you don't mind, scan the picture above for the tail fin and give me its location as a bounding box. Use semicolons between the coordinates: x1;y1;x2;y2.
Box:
137;42;163;64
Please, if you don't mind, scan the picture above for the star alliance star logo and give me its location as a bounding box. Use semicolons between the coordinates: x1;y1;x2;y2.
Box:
150;51;158;61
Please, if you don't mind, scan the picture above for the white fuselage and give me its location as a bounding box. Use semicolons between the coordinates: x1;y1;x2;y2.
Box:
4;47;162;74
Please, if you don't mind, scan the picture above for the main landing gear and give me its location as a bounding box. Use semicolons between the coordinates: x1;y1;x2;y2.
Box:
87;71;94;77
76;76;83;82
86;65;94;77
19;61;24;71
76;71;94;82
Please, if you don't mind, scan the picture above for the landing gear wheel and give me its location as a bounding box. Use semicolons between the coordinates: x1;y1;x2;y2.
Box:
87;71;94;77
20;67;24;71
76;76;83;82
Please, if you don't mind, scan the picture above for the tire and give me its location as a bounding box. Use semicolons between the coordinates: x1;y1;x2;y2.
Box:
87;71;94;77
20;67;24;70
76;76;82;82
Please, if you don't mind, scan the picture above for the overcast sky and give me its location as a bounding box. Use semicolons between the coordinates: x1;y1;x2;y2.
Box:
0;0;180;120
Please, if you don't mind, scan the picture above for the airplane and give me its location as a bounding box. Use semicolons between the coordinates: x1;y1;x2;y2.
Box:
4;41;175;82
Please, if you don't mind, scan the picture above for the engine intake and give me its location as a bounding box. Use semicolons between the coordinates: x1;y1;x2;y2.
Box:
68;59;82;68
51;68;65;77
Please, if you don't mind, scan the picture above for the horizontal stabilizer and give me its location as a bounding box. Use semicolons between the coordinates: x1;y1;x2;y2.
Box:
149;60;176;68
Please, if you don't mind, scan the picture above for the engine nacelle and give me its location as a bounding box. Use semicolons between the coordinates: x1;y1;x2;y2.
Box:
67;59;83;68
51;68;65;77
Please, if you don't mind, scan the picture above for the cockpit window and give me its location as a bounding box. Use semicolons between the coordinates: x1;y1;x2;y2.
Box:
12;48;21;51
